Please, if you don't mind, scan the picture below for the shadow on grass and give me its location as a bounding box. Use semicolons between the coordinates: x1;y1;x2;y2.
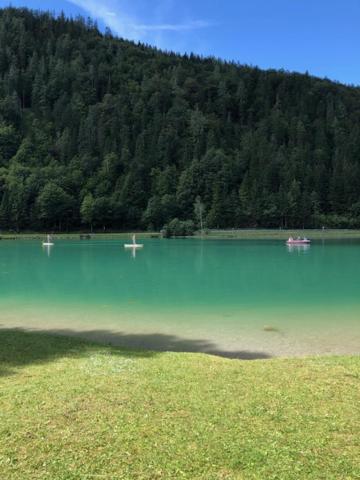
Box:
0;327;271;377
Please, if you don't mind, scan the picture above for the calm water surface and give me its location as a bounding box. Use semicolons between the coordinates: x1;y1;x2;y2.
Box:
0;238;359;357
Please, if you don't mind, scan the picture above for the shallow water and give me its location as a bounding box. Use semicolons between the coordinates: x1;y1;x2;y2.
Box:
0;238;359;358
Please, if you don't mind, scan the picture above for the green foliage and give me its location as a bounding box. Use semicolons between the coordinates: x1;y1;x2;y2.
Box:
80;193;95;230
0;8;360;231
194;195;205;231
36;182;74;229
0;122;19;165
162;218;195;237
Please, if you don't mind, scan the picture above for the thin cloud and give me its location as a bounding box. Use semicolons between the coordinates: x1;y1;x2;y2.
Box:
137;20;213;32
67;0;212;41
68;0;141;39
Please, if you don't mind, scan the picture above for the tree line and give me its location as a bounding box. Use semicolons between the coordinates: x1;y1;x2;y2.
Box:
1;7;360;232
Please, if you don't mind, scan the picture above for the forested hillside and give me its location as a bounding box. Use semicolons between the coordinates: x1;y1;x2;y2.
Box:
1;7;360;231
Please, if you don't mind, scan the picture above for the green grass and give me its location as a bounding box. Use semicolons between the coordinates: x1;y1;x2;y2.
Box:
0;330;359;479
2;229;360;241
0;232;160;240
198;229;360;240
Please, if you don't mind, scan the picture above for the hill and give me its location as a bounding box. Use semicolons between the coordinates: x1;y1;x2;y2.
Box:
0;7;360;231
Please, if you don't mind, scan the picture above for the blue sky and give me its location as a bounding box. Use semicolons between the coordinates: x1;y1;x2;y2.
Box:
2;0;360;85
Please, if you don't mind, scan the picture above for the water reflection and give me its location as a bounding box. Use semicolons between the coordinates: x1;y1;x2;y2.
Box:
42;244;53;257
125;246;140;259
286;244;311;254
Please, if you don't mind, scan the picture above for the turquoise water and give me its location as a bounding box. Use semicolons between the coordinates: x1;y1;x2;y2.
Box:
0;238;359;357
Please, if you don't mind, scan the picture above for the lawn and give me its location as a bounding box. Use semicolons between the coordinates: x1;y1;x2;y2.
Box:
0;329;359;479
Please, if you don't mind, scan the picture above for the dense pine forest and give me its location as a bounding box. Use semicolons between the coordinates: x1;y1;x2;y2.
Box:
1;8;360;232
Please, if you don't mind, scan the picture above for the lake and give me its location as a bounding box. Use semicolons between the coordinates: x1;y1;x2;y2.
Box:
0;238;359;358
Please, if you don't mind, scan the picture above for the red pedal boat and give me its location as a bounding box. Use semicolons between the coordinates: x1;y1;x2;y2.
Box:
286;236;311;245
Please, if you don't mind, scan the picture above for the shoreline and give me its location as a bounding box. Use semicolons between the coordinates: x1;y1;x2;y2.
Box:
1;301;359;359
1;324;360;361
0;231;160;240
2;228;360;241
198;228;360;240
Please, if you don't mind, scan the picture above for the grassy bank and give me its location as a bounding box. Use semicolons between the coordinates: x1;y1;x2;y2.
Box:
199;229;360;240
0;330;359;479
0;232;160;240
2;229;360;241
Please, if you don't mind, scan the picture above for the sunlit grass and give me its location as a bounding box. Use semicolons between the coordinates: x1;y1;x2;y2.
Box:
0;330;359;479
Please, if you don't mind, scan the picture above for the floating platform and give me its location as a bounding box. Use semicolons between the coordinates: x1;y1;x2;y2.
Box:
42;235;54;246
124;244;143;249
124;235;143;249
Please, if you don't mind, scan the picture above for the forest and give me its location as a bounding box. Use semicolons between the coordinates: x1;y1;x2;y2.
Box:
1;7;360;232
